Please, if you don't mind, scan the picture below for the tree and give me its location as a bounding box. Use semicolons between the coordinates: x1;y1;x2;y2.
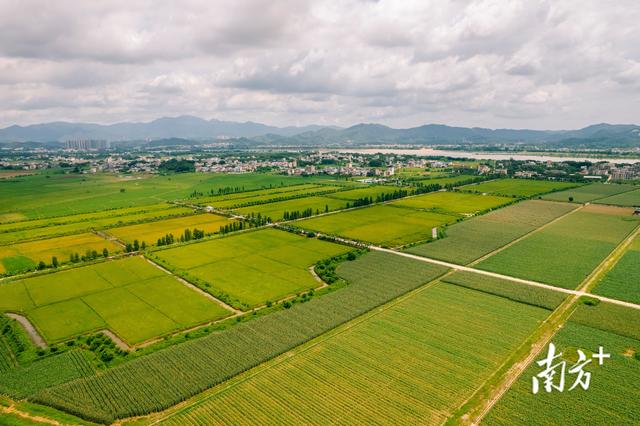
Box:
125;243;133;252
103;248;109;258
51;256;58;268
141;241;146;250
133;240;140;251
569;196;574;202
347;252;357;261
37;261;46;270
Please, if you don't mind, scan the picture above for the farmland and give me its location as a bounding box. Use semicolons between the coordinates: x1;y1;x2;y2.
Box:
0;171;638;425
151;228;351;309
0;172;330;221
297;204;458;246
592;236;640;304
594;187;640;206
0;256;231;344
476;206;640;289
233;195;349;221
406;200;577;264
484;323;640;425
106;213;234;246
389;191;512;215
462;178;578;197
34;252;449;423
0;203;194;245
157;283;550;425
542;183;637;203
0;233;121;274
201;184;345;209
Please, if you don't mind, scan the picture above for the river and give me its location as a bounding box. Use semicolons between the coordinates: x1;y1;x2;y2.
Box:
323;148;640;164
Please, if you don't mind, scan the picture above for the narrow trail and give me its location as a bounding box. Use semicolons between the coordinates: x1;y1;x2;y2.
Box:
1;404;60;425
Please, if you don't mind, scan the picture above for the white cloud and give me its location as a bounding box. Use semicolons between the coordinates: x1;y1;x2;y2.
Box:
0;0;639;129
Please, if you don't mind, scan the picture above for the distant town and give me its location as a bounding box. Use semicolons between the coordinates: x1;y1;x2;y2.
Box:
1;139;640;182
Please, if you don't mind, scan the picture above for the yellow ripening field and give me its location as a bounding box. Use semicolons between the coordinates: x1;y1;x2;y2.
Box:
0;233;121;273
106;213;234;246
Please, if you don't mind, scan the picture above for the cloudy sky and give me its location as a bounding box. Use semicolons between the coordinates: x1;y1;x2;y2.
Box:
1;0;639;129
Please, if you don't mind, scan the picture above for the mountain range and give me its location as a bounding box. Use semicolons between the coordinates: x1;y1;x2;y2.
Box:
1;116;639;148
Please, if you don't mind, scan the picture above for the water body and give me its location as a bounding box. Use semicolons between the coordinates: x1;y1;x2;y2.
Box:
326;148;640;164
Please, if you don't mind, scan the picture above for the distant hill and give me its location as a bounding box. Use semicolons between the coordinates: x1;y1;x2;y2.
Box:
0;116;638;149
0;116;332;143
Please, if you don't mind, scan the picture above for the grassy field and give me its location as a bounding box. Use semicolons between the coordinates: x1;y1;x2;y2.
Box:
571;299;640;341
592;236;640;304
390;191;512;215
593;187;640;206
233;196;349;221
476;206;640;289
202;185;344;209
34;252;449;423
0;172;330;221
297;204;458;247
443;271;566;310
156;283;550;425
0;233;121;274
326;185;409;201
462;179;578;197
406;200;577;264
0;204;193;245
0;256;231;344
542;183;637;203
106;213;234;246
152;228;351;309
484;322;640;425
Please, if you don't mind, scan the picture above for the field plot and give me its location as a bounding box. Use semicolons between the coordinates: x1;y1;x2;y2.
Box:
106;213;233;246
443;271;566;310
406;200;577;264
298;204;457;246
0;233;121;274
326;185;409;201
462;179;578;197
542;183;636;203
0;203;193;245
594;187;640;206
152;228;350;309
484;323;640;425
476;206;640;289
193;183;325;205
390;191;512;215
157;283;550;426
0;256;231;344
35;252;449;423
0;172;328;221
202;185;344;209
592;236;640;304
233;196;348;221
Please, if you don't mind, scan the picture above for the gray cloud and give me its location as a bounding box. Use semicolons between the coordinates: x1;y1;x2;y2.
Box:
0;0;639;129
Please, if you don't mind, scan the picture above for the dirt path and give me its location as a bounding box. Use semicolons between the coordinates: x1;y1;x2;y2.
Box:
100;329;131;351
1;404;60;425
91;229;126;248
5;312;47;348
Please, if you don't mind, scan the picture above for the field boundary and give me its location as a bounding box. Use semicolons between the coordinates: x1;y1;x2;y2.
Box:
4;313;47;349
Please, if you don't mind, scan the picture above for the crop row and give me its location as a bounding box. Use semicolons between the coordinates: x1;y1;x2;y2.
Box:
34;251;449;423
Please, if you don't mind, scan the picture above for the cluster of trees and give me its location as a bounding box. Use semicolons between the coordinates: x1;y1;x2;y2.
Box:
156;228;207;247
413;183;443;195
282;208;315;220
350;196;374;208
376;189;411;201
219;221;247;235
245;212;271;226
125;240;146;252
158;159;195;174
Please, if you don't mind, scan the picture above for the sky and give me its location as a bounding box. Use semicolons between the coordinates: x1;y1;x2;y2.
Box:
1;0;639;130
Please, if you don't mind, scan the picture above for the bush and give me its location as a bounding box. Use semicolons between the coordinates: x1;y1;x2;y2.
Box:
347;252;357;261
